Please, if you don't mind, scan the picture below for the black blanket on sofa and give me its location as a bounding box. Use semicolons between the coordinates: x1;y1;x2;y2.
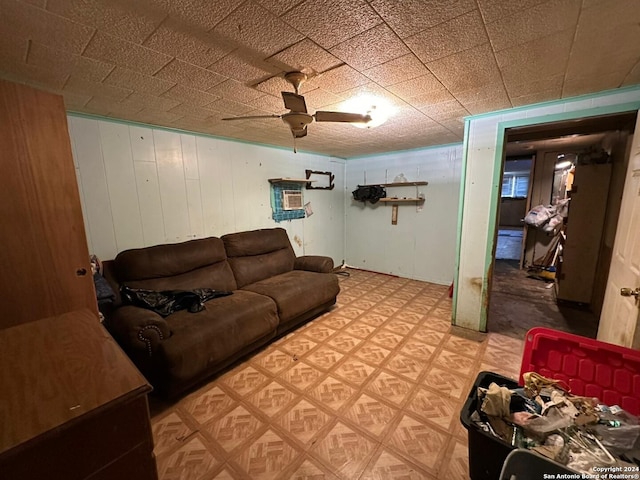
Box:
120;285;232;317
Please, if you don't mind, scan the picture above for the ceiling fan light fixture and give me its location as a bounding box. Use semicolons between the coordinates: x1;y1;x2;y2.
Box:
341;94;394;129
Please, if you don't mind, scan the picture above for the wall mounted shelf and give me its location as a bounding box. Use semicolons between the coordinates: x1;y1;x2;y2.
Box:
358;181;428;187
379;197;425;203
268;178;315;184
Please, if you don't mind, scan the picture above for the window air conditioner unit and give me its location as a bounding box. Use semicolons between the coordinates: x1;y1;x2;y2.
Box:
282;190;303;210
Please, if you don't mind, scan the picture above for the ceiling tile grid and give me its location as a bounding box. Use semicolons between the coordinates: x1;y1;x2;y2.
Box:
0;0;638;158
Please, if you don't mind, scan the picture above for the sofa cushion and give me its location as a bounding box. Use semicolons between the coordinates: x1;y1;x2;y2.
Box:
115;237;237;292
157;290;278;387
242;270;339;324
222;228;296;288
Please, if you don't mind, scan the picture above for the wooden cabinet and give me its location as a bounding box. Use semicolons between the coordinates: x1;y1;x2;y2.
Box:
0;79;97;329
0;310;158;480
556;163;612;304
0;80;156;479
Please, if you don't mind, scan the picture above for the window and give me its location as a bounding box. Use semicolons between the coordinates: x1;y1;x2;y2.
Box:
502;173;529;198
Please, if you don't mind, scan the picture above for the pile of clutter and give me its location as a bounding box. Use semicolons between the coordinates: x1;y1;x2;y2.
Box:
472;372;640;475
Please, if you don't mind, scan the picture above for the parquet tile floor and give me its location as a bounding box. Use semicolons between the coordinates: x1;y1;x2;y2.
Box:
150;268;524;480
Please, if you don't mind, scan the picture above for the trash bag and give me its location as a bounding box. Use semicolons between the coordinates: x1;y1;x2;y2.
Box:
121;285;232;317
524;204;557;227
352;185;386;204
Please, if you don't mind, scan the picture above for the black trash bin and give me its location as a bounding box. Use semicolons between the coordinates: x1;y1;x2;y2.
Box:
460;371;519;480
499;449;575;480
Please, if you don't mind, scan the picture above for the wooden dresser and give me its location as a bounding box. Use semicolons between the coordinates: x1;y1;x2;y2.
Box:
0;309;158;480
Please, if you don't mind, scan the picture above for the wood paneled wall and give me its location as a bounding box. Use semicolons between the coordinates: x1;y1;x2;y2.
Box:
68;116;346;263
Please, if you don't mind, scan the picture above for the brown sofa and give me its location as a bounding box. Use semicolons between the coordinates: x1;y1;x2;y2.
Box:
103;228;339;398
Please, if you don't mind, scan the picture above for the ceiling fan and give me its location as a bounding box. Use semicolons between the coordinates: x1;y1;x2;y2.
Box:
222;72;372;143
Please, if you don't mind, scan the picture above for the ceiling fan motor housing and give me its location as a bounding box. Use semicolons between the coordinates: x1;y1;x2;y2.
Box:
282;112;313;129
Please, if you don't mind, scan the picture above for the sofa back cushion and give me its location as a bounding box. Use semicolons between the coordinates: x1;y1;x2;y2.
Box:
222;228;295;288
114;237;238;292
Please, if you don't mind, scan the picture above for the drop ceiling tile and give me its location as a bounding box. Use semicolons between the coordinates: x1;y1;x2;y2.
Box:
84;96;145;116
440;118;466;136
46;0;165;44
511;88;562;107
416;100;469;122
207;79;265;103
566;10;640;81
504;74;563;104
28;42;114;84
0;0;94;54
405;9;488;64
386;73;447;101
623;62;640;86
257;0;305;16
246;93;288;113
427;43;502;94
362;54;429;87
150;0;244;31
282;0;382;49
205;97;255;116
580;0;640;26
0;32;27;63
143;19;234;68
0;61;68;91
123;92;182;111
460;93;511;115
83;32;173;76
563;71;628;98
476;0;547;25
495;30;573;88
485;0;581;52
267;39;342;74
154;59;227;91
128;108;185;125
305;64;370;94
64;76;133;101
208;53;279;83
168;103;220;119
162;84;221;107
213;1;304;57
169;116;220;134
369;0;477;39
302;88;344;109
453;82;504;105
104;67;175;96
329;24;409;71
62;92;92;109
408;90;458;110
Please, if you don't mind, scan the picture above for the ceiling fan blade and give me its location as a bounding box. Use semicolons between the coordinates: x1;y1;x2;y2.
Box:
315;111;371;123
282;92;307;113
314;112;371;123
222;114;281;121
292;127;307;138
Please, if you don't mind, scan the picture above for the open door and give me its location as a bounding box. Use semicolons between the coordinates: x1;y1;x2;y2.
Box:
598;112;640;348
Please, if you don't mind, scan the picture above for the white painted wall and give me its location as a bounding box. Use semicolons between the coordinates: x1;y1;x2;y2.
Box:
68;115;346;264
345;145;463;285
456;87;640;332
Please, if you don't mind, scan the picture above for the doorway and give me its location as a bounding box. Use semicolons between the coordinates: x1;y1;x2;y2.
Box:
487;112;637;340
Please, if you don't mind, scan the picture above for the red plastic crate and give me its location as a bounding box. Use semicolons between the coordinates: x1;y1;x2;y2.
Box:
519;327;640;416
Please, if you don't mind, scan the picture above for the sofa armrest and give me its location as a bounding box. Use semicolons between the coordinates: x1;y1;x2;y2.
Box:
294;255;334;273
107;306;171;356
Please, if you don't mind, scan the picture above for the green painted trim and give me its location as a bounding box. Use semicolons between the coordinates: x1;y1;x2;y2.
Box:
347;142;463;160
498;102;640;130
465;84;640;121
66;110;338;159
479;129;508;332
451;118;471;324
476;100;640;327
